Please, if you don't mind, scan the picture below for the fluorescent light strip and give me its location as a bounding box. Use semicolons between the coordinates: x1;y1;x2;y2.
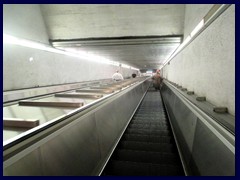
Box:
122;64;130;68
3;34;139;70
190;19;204;37
131;67;139;71
162;21;201;67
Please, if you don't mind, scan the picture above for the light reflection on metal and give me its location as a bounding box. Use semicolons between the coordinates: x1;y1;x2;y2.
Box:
190;19;204;37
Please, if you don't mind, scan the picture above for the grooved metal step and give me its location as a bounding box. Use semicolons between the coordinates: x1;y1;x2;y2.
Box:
125;128;170;136
122;134;173;143
130;121;168;125
118;141;176;153
104;160;184;176
101;87;184;176
132;117;167;121
112;149;182;165
128;124;169;130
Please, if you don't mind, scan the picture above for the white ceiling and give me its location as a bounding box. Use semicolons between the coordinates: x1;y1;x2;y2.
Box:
40;4;185;69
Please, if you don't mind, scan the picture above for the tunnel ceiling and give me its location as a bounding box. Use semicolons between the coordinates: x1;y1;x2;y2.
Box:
40;4;185;69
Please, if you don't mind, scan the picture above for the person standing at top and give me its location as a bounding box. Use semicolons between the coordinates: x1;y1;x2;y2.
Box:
152;69;162;90
112;70;124;81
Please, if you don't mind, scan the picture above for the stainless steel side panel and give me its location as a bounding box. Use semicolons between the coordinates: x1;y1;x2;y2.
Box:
191;119;235;175
94;84;145;170
161;82;235;176
3;79;150;176
4;114;101;176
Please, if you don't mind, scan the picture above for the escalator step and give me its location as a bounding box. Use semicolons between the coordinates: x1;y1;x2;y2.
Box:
119;141;176;153
131;119;167;123
122;134;173;143
137;107;163;110
136;108;163;111
130;121;168;126
125;128;170;136
134;115;164;118
137;110;164;112
137;109;164;111
134;114;164;118
127;126;169;132
132;117;167;121
112;149;182;165
101;87;185;176
135;112;163;115
128;124;169;130
104;160;184;176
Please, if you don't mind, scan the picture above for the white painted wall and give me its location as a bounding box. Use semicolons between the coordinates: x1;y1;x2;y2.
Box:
162;5;235;115
3;4;137;91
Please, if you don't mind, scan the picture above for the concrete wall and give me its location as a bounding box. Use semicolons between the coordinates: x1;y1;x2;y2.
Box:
41;4;185;39
3;4;137;91
162;5;235;115
3;44;137;91
183;4;213;38
3;4;49;44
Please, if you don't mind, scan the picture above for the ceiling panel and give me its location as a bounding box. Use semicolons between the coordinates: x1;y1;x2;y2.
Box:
52;36;181;69
40;4;184;69
41;4;185;39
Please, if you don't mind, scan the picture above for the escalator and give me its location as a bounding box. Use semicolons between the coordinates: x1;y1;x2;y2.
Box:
101;86;185;176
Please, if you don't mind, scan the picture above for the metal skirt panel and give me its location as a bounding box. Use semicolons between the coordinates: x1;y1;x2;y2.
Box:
161;82;235;176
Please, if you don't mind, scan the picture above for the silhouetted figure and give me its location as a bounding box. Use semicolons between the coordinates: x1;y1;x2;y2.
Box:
152;69;162;90
112;70;124;81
